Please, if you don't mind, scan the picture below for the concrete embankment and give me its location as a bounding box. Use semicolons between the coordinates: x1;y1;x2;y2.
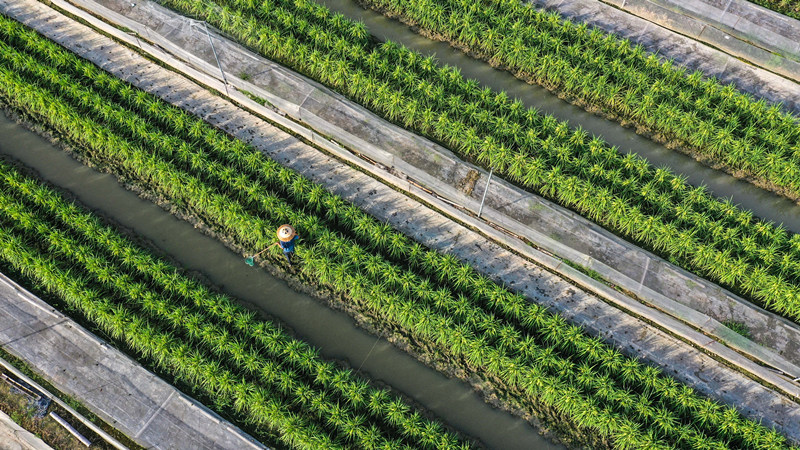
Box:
0;274;266;450
6;0;799;441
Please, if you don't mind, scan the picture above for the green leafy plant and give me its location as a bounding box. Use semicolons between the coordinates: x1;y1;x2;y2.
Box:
0;14;795;448
129;0;800;330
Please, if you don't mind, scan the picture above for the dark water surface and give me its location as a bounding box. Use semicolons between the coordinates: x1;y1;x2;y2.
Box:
318;0;800;234
0;110;563;449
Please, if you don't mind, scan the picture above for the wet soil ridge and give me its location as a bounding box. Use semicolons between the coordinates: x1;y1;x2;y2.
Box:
122;0;800;356
0;156;472;449
0;13;796;448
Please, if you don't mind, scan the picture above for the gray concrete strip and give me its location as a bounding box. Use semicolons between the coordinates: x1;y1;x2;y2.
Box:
7;0;800;441
0;274;267;450
528;0;800;114
0;410;53;450
54;0;800;382
134;390;175;439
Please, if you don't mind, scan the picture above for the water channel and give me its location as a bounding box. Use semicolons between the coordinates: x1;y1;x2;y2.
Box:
318;0;800;235
0;110;563;449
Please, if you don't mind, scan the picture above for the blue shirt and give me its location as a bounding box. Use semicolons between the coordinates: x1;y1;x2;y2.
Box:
279;235;298;253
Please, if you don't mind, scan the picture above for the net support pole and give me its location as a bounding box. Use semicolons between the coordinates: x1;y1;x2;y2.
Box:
204;22;229;96
477;169;493;219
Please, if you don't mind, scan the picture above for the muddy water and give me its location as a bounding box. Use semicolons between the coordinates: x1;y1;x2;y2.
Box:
0;111;563;449
318;0;800;234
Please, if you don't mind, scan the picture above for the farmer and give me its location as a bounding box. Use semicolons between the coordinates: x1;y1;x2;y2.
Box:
270;224;299;266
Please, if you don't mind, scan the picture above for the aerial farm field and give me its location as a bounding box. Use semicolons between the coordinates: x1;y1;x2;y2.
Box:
0;0;798;448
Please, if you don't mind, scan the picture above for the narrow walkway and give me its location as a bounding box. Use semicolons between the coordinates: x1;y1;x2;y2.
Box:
4;0;799;442
0;274;266;450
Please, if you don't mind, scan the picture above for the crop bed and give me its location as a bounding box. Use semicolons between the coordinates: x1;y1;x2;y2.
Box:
0;13;796;449
151;0;800;330
0;160;470;449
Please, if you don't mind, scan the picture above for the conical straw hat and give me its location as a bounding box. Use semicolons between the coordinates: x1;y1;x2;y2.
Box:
277;224;296;242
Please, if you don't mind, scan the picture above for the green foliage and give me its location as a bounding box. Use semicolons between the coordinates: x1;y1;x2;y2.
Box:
366;0;800;198
0;13;793;449
134;0;800;329
0;161;467;449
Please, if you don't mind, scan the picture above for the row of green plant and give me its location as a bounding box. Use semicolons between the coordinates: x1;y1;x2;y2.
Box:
1;15;788;444
0;211;340;449
744;0;800;21
136;0;800;325
0;15;473;441
361;0;800;195
0;161;470;448
0;77;671;449
0;16;793;448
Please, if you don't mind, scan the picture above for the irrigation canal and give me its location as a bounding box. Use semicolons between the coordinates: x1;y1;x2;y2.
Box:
319;0;800;234
0;110;564;449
